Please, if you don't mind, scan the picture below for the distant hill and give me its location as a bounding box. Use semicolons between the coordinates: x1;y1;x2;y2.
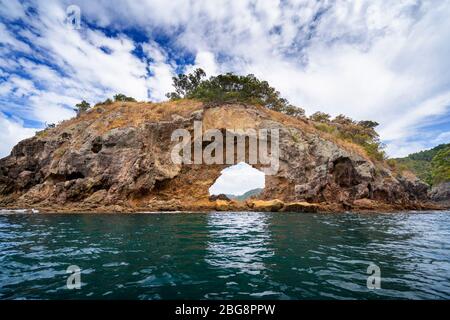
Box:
226;188;263;201
393;143;450;185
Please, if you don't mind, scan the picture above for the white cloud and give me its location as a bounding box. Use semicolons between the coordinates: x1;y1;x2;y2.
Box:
0;75;36;97
143;41;176;101
0;23;31;52
0;0;159;130
0;114;37;157
209;162;265;196
73;0;450;157
0;0;27;20
379;92;450;142
432;131;450;145
190;51;219;76
1;0;449;159
29;7;149;100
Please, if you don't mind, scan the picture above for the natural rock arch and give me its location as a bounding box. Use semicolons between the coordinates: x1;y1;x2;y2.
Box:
0;101;431;212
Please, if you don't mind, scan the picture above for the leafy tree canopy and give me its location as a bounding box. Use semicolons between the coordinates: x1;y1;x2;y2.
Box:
408;143;449;161
310;111;331;123
166;68;305;118
431;146;450;184
74;100;91;116
358;120;379;129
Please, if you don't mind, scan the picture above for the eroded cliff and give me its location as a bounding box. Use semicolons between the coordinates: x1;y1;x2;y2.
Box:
0;100;437;212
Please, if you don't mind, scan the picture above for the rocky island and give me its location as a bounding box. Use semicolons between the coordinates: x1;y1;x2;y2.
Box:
0;99;443;213
0;71;446;213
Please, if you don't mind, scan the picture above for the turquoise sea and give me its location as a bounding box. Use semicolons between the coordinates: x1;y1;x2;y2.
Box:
0;211;449;299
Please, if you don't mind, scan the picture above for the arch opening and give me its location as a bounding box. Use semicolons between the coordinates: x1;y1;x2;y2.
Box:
209;162;265;200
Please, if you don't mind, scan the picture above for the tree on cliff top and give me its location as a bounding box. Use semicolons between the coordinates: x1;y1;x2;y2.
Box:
166;69;388;161
310;111;331;122
166;68;206;100
166;68;305;118
74;100;91;116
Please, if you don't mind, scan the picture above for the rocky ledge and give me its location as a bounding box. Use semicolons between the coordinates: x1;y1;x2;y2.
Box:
0;100;444;213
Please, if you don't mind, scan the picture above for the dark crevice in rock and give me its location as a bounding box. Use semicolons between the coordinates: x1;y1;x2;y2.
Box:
91;142;102;153
332;157;359;187
368;183;373;199
91;137;103;153
48;172;85;183
153;178;171;191
67;172;85;180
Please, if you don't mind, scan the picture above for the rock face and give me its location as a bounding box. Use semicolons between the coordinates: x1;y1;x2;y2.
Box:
282;202;319;213
0;100;435;212
247;199;285;212
430;182;450;205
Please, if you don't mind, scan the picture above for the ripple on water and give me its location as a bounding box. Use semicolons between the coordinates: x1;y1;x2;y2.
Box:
0;211;449;299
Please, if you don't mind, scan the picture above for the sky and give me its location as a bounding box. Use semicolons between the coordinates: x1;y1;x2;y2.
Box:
209;162;265;196
0;0;449;163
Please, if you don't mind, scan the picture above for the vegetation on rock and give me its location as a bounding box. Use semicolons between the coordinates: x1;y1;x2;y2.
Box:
113;93;137;102
2;100;435;212
313;114;385;161
310;111;331;123
166;68;306;118
74;100;91;116
167;69;386;160
431;146;450;184
392;143;450;185
95;98;113;106
71;71;386;164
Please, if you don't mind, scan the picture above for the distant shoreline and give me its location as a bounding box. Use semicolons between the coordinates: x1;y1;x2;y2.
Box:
1;204;447;215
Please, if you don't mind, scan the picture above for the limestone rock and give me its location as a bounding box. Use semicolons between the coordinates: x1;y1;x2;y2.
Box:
148;199;182;211
429;182;450;205
247;199;284;212
215;200;231;211
353;198;375;208
282;202;320;213
209;194;231;202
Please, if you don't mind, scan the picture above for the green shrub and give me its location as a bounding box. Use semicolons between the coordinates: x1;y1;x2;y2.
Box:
114;94;136;102
96;98;113;106
282;105;306;118
310;111;331;122
74;100;91;116
314;122;335;134
362;142;386;161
